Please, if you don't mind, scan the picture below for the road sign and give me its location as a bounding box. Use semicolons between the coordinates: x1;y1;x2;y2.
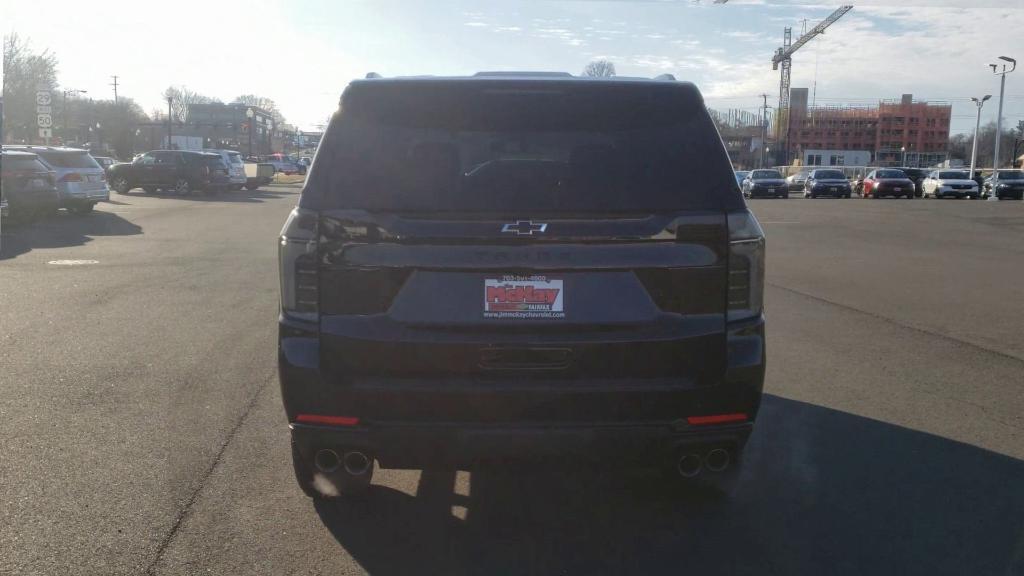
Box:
36;91;52;106
36;105;52;115
39;128;52;138
37;114;53;128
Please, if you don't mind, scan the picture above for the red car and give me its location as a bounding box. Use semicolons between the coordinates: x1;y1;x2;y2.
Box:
862;169;916;199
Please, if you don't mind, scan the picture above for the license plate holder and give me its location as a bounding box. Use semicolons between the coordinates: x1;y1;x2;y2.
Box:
484;275;565;319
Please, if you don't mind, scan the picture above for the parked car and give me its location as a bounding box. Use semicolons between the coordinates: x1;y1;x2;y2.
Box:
734;170;750;187
92;156;117;175
299;156;312;167
862;169;916;199
896;167;928;198
108;150;231;195
203;149;248;190
982;170;1024;200
742;169;788;198
280;73;766;499
264;154;305;175
922;170;978;199
3;145;109;213
786;171;810;191
804;169;852;198
0;150;61;222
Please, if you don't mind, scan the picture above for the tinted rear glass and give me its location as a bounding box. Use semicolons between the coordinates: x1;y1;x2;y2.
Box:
877;170;906;178
939;171;969;179
751;170;782;179
228;153;242;164
37;151;101;169
2;156;49;172
997;172;1023;180
814;170;846;179
302;81;731;212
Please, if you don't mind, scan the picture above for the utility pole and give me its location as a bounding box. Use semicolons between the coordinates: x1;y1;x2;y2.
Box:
759;93;770;168
989;56;1016;201
110;75;119;104
166;95;173;149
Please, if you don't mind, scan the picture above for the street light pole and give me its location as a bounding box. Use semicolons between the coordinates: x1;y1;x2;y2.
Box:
62;89;87;144
989;55;1016;201
166;96;173;149
246;107;254;159
969;95;991;180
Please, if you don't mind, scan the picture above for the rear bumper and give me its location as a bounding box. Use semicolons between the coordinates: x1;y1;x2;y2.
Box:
291;420;753;469
279;314;766;469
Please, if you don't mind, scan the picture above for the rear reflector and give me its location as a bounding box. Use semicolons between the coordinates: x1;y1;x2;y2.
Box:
687;413;748;426
295;414;360;426
60;173;83;182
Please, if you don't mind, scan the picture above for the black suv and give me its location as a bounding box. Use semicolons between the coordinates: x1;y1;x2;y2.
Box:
896;167;928;197
279;73;767;498
108;150;230;195
0;150;61;222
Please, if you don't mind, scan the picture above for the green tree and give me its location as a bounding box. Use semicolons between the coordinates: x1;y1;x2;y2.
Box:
66;96;149;159
2;33;59;143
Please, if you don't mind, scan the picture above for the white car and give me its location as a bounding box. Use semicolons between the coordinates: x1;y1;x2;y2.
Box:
203;149;247;190
922;170;979;199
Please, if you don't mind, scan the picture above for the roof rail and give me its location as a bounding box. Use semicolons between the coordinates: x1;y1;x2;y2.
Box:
365;72;382;79
653;74;676;81
473;71;574;77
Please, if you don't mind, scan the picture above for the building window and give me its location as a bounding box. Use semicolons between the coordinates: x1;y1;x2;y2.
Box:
808;154;823;165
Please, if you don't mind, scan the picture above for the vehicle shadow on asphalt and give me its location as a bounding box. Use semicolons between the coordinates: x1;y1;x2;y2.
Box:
0;210;142;260
313;394;1024;576
114;188;297;204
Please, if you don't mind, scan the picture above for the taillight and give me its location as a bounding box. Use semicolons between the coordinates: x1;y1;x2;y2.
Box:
279;208;319;322
60;173;83;182
726;211;765;322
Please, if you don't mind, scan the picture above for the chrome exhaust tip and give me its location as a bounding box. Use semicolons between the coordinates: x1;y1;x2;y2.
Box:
342;451;372;476
705;448;731;473
677;453;702;478
314;448;341;473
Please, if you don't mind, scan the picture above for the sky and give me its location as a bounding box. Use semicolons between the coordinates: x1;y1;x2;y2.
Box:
4;0;1024;134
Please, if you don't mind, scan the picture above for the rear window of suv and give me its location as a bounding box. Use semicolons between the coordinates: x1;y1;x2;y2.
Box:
302;81;734;212
37;151;101;169
2;156;49;173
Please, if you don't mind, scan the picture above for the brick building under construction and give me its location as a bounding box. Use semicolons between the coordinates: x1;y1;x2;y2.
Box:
784;89;952;168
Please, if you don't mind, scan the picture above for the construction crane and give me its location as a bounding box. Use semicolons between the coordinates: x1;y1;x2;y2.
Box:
772;5;853;162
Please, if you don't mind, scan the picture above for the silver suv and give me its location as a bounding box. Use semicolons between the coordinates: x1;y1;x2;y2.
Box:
203;149;247;190
2;146;109;213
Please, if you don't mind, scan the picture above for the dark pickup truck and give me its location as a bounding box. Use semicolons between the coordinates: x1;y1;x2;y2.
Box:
108;150;230;195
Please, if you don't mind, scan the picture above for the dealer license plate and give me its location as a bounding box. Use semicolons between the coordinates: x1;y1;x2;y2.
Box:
484;275;565;319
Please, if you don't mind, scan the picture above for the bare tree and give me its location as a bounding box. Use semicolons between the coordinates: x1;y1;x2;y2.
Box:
582;60;616;78
162;85;221;123
2;33;60;143
232;94;286;124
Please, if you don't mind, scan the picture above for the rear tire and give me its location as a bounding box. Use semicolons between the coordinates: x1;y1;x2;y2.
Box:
143;187;157;194
70;203;95;214
245;184;259;191
112;177;131;194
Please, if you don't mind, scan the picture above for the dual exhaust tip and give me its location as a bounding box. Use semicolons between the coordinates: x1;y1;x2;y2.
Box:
677;448;730;477
314;448;373;476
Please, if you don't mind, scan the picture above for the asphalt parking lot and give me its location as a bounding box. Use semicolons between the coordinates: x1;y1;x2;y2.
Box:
2;188;1023;575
